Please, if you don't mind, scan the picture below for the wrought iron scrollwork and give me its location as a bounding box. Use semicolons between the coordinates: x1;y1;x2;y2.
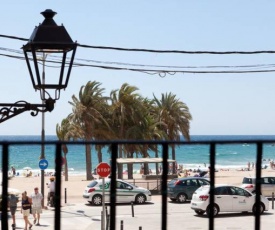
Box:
0;98;55;123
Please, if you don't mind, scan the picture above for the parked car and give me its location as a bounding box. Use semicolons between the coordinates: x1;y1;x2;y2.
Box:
83;178;152;205
167;177;210;203
191;185;269;216
241;176;275;197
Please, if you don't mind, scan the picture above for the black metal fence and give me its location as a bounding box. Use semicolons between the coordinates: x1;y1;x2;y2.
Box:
0;139;270;230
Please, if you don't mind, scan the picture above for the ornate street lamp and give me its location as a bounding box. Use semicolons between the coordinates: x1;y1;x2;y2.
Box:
0;9;77;215
0;9;77;122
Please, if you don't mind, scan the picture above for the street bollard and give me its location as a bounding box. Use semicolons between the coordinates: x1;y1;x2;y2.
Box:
139;227;142;230
131;201;134;217
106;214;110;230
105;206;109;230
65;188;67;204
272;192;274;210
120;220;124;230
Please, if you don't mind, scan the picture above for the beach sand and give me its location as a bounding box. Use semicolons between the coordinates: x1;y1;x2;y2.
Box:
7;168;275;205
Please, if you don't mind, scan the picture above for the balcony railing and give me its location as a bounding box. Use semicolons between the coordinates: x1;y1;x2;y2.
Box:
0;139;270;230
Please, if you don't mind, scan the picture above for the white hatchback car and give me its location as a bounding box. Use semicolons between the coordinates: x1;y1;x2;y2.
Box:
83;178;152;205
191;185;269;216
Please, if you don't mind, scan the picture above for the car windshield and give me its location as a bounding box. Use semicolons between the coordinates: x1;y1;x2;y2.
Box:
168;179;178;184
87;181;98;188
242;177;255;184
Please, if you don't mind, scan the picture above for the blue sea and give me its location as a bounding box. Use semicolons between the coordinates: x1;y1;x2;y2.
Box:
1;135;275;176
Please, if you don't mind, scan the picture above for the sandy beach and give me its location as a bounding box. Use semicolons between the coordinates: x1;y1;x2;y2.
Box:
7;168;275;205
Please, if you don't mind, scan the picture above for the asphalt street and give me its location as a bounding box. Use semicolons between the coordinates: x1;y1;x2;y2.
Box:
6;196;275;230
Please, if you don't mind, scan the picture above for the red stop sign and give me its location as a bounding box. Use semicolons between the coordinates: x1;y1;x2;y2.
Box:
96;162;111;177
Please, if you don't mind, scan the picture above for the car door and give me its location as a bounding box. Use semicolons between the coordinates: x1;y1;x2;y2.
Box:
231;187;253;212
99;180;111;202
214;187;233;212
116;181;134;202
186;179;200;199
261;177;274;197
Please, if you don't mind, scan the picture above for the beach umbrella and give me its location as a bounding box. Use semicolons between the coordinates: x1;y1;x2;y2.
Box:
23;167;32;170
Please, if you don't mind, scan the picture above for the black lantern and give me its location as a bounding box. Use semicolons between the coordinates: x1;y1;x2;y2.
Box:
0;9;77;123
22;9;77;100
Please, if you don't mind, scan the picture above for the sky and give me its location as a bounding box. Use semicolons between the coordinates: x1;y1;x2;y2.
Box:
1;1;275;136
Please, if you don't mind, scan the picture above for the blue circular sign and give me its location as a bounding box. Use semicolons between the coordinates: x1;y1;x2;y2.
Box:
39;159;48;170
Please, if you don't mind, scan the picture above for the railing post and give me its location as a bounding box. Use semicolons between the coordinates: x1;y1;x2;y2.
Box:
110;143;118;230
209;143;216;230
161;143;168;230
255;142;263;230
54;143;62;230
1;143;9;230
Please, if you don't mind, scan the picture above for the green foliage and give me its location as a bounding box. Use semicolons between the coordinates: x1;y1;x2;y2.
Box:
56;81;192;179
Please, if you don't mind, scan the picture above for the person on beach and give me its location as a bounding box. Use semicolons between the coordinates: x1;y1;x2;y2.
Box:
203;166;211;178
247;161;251;171
30;187;43;225
21;191;33;230
8;193;19;229
47;177;56;206
11;166;16;176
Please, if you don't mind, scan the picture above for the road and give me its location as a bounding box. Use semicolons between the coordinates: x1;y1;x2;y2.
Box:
7;196;275;230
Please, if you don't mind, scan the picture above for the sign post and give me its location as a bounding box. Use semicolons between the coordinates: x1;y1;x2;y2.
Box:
96;162;111;230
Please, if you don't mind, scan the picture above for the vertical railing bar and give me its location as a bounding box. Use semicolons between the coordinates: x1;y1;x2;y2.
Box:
255;142;262;230
209;143;216;230
1;143;9;230
110;143;118;230
54;142;62;230
161;143;168;230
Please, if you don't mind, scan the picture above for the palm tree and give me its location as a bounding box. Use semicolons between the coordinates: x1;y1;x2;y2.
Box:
153;93;192;174
56;117;70;181
109;83;145;179
69;81;109;180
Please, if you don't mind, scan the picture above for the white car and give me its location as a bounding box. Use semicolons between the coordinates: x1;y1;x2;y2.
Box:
83;178;152;205
241;177;275;197
191;185;269;216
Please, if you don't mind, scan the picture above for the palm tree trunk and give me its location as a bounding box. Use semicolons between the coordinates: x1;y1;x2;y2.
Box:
117;145;123;179
64;153;68;181
172;146;176;174
97;146;103;163
155;147;159;175
127;152;134;179
85;144;93;180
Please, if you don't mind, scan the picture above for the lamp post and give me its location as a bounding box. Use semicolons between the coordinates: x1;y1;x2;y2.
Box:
41;53;46;207
0;9;77;204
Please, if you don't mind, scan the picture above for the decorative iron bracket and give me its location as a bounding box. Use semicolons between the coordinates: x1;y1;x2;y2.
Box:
0;98;55;123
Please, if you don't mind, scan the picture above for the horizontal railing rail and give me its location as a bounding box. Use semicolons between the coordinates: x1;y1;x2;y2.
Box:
1;139;271;230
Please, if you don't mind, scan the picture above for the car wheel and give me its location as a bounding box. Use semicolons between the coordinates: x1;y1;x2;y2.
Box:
176;193;187;203
92;194;103;206
135;194;146;204
207;204;219;217
195;210;205;215
253;203;265;215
